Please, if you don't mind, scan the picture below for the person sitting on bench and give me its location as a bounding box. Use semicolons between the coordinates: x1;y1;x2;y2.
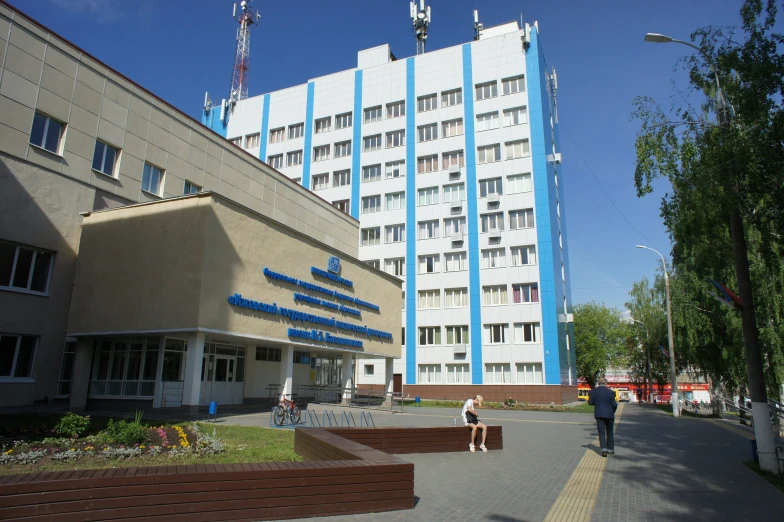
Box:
461;395;487;453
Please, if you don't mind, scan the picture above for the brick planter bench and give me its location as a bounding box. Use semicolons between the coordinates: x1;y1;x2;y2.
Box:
0;426;502;521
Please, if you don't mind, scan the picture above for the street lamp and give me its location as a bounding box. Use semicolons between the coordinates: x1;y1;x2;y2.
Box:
644;32;778;473
631;318;652;404
636;245;679;417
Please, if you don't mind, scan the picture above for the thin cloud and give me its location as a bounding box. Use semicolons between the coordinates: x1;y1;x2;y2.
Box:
50;0;124;24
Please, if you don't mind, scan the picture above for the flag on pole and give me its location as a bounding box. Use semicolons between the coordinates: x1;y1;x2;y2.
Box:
707;278;744;309
659;345;669;358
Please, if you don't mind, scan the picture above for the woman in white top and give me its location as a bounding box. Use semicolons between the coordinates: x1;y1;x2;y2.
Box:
461;395;487;452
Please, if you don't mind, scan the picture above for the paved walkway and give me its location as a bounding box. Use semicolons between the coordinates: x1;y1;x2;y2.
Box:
213;403;784;522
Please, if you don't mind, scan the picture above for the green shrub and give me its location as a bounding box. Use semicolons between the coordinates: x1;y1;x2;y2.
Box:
54;412;91;438
102;413;148;445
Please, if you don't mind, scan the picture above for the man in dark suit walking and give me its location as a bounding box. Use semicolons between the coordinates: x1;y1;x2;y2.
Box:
588;377;617;457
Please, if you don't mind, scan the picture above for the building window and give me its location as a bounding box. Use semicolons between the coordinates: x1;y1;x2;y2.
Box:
417;186;439;206
270;127;285;143
514;323;541;343
484;325;509;345
334;140;352;157
387;100;405;119
446;325;469;345
362;164;382;183
508;173;532;194
57;341;76;395
364;364;375;375
481;212;505;232
361;227;381;246
444;289;468;308
485;363;511;383
511;245;536;266
0;241;54;295
479;177;503;197
386;129;405;148
141;163;164;196
418;254;440;274
447;363;470;383
419;363;441;382
385;257;405;276
482;248;506;269
442;88;463;107
444;252;466;272
442;119;464;138
417;155;438;174
476;111;499;132
504;106;528;126
288;123;304;140
477;144;501;164
0;334;37;379
385;191;405;210
315;117;331;134
506;140;530;159
363;134;382;152
443;217;466;236
418;289;440;309
268;154;283;169
90;338;160;397
30;112;64;154
287;150;303;166
333;169;350;187
385;224;405;243
256;346;282;362
418;329;441;347
292;177;302;185
442;150;465;171
245;133;260;148
228;136;242;147
386;160;404;178
475;81;498;101
336;112;352;129
92;141;119;177
418;220;439;239
417;93;437;112
512;283;539;303
502;75;525;95
314;145;330;162
483;285;508;306
509;209;535;229
294;351;311;364
517;363;543;384
364;260;380;270
312;173;329;191
364;106;382;123
417;123;438;142
362;195;381;214
443;183;466;203
184;181;202;194
333;199;350;213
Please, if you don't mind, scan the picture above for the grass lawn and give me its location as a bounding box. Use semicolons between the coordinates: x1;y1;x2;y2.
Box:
396;399;595;413
745;461;784;494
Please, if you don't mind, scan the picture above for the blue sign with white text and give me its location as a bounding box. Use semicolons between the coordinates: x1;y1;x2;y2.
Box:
328;256;340;274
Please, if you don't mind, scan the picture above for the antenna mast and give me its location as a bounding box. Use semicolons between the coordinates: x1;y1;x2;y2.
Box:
230;1;260;105
410;0;431;55
473;10;483;41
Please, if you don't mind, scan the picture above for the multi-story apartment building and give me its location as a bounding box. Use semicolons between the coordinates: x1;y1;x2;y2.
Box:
206;19;577;402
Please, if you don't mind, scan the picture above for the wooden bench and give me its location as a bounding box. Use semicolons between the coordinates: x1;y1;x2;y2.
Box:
0;425;502;521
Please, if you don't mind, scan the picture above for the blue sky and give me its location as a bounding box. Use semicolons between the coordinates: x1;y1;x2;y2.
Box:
12;0;748;312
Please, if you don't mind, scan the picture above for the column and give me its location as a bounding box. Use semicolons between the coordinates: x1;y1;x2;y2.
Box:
69;338;94;412
385;357;394;403
342;352;353;405
182;332;205;413
279;345;294;401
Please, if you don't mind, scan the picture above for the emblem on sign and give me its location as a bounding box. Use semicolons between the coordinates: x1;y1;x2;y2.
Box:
328;256;340;274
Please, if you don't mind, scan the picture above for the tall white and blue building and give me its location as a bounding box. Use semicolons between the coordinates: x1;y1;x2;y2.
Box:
203;20;577;401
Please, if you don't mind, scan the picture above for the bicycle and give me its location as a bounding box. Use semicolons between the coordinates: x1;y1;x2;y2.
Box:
274;394;301;426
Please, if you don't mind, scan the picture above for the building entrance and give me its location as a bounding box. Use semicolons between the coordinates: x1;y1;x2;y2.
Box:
200;343;245;405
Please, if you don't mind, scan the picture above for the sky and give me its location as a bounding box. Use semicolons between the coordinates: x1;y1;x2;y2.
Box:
10;0;751;313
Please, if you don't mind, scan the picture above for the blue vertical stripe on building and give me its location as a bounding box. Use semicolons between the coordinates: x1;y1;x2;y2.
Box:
258;93;270;163
462;43;483;385
202;106;228;138
405;57;417;385
526;27;561;384
302;82;315;190
351;70;363;219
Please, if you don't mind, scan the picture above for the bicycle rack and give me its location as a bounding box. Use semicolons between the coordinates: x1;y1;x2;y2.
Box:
341;411;357;427
269;407;309;430
305;409;321;427
359;411;376;428
322;410;339;427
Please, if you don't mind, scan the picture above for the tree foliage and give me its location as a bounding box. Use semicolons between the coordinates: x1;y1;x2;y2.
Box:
574;302;629;389
625;275;671;389
631;0;784;397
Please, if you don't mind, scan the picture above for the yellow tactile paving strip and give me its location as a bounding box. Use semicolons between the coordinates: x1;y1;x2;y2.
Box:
543;403;625;522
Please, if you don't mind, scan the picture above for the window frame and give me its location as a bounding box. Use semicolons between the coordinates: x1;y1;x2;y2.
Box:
315;117;332;134
475;81;498;101
386;160;405;179
441;88;463;107
385;191;406;211
507;173;533;194
363;134;382;152
418;254;440;274
335;112;353;129
417;93;438;112
502;75;526;95
184;180;202;194
311;173;330;191
362;164;382;183
269;127;285;143
509;209;535;230
361;195;382;214
313;144;330;162
0;241;55;295
417;123;438;143
386;100;405;119
510;245;537;266
92;140;119;178
332;169;351;187
364;106;383;123
442;119;464;138
482;285;508;306
386;129;405;148
334;140;352;157
268;154;283;169
245;133;260;148
0;334;38;380
477;144;501;164
361;227;381;246
29;112;65;155
141;162;164;196
288;123;305;140
286;150;303;167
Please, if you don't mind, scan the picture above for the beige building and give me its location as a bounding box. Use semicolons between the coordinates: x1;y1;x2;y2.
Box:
0;3;400;409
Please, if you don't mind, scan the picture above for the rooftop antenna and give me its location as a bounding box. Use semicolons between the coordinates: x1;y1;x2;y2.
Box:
410;0;431;55
473;9;483;41
229;1;260;106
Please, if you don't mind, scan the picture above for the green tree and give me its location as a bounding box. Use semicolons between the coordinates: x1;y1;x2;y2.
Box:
625;275;671;395
574;302;629;389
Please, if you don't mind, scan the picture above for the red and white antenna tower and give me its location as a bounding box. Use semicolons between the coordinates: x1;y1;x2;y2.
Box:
230;1;260;105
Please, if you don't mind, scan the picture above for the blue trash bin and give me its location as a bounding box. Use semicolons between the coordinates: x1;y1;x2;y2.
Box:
751;439;759;464
208;401;218;420
415;396;421;407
